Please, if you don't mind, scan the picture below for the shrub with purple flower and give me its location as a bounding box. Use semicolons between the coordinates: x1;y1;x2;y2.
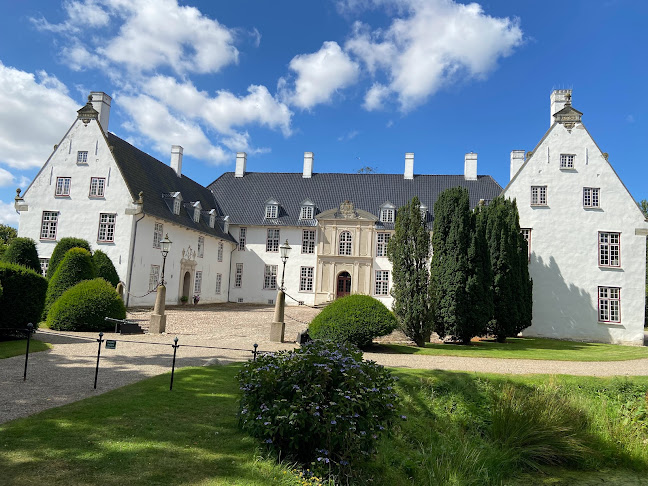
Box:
237;340;399;477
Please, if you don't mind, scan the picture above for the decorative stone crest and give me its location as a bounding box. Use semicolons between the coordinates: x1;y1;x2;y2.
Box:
181;245;196;263
339;200;357;219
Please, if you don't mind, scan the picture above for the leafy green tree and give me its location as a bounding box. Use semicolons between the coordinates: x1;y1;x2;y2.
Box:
0;262;47;331
46;237;92;279
3;237;40;273
93;250;120;287
431;188;486;344
387;196;433;346
0;224;17;245
44;247;96;318
480;197;532;342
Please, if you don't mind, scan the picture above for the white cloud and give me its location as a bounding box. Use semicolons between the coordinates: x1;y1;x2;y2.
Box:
345;0;523;111
338;130;359;141
0;62;79;170
0;200;20;226
283;41;360;109
0;168;14;187
363;83;391;111
626;114;635;123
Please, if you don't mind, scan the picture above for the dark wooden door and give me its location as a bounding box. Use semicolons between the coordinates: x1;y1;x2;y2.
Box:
336;271;351;298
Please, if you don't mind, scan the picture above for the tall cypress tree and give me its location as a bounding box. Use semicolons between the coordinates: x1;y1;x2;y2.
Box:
466;205;493;340
387;196;433;347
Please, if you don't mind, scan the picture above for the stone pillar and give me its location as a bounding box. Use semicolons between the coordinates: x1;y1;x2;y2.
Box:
149;284;167;334
270;289;285;342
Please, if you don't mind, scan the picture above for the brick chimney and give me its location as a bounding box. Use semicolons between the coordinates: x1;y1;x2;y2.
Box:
550;89;572;127
464;152;477;181
303;152;313;178
90;92;111;132
404;153;414;180
510;150;525;180
235;152;247;178
170;145;183;177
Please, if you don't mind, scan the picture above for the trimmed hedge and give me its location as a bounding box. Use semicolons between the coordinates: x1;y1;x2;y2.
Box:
3;237;40;273
93;250;120;287
47;278;126;332
308;294;398;348
0;262;47;331
44;248;96;318
46;237;92;279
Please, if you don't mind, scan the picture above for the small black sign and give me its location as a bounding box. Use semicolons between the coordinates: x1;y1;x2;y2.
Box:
105;340;117;350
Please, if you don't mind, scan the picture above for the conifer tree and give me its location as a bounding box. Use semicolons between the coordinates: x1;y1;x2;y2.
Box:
466;205;493;339
387;196;433;347
3;237;41;273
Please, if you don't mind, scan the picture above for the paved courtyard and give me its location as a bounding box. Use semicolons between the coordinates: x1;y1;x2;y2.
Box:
1;303;648;424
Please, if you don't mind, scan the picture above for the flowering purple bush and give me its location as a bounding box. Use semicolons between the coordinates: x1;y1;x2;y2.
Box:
237;340;398;476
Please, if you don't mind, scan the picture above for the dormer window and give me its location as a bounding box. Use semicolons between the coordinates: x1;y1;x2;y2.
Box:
420;204;428;220
208;209;216;228
173;199;181;215
193;208;200;223
265;199;279;219
379;202;396;223
299;199;315;220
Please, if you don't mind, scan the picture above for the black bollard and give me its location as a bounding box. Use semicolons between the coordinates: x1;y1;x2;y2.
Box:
23;323;33;381
170;337;179;391
94;332;104;389
253;343;258;361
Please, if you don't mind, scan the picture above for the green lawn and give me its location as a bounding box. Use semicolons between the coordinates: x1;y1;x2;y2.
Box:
1;365;647;485
0;339;51;359
378;336;648;361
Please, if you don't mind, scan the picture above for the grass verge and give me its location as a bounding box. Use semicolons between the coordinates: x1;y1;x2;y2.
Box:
1;365;647;485
378;336;648;361
0;339;51;359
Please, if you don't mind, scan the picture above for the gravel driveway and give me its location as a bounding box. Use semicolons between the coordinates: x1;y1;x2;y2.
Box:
1;303;647;424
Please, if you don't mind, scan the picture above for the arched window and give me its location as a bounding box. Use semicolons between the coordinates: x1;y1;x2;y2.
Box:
339;231;352;255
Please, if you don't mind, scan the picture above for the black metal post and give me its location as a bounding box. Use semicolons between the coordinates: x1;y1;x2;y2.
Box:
280;259;287;290
170;337;179;391
160;253;167;286
253;343;258;361
94;332;104;389
23;323;33;381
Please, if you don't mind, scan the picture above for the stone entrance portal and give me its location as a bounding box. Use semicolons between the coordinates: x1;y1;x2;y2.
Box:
336;271;351;298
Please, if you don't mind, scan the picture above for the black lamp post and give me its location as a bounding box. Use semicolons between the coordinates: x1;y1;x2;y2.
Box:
160;233;172;285
279;239;291;290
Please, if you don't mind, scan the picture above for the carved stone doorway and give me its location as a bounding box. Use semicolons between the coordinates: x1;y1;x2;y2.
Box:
182;271;191;299
336;271;351;298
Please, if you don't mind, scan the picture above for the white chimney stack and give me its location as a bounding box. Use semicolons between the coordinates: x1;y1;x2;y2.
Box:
303;151;313;178
235;152;247;178
464;152;477;181
550;89;572;127
170;145;183;177
90;91;111;132
404;152;414;180
510;150;525;180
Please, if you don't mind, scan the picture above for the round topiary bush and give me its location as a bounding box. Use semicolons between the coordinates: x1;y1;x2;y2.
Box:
47;278;126;331
309;294;398;348
46;237;92;279
92;250;120;287
0;262;47;332
238;340;399;479
44;248;96;318
2;237;41;273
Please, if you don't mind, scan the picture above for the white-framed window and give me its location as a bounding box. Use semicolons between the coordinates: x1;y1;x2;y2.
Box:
153;222;163;248
599;232;620;267
235;263;243;287
173;199;181;215
77;151;88;164
98;213;116;242
380;208;395;223
238;227;246;250
531;186;547;206
194;208;200;223
420;205;428;220
263;265;278;290
266;228;280;252
598;286;620;323
520;228;531;260
39;258;49;277
40;211;58;240
375;270;389;295
89;177;105;197
583;187;600;208
215;273;222;294
300;266;314;292
265;204;278;219
149;265;160;291
339;231;352;255
560;154;575;169
300;205;314;220
209;213;215;228
302;229;316;254
376;232;391;257
55;177;71;196
194;271;202;294
197;236;204;258
217;241;223;262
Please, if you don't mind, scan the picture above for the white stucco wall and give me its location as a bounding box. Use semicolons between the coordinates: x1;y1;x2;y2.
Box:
504;122;648;345
17;118;136;280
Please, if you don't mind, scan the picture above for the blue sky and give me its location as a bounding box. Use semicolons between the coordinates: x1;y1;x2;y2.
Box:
0;0;646;227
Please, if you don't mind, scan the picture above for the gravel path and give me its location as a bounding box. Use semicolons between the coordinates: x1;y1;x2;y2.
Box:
1;303;647;424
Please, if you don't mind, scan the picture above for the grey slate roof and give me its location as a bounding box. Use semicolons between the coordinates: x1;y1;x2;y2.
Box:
106;133;235;243
208;172;503;229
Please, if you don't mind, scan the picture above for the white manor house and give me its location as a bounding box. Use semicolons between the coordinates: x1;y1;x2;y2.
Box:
14;90;647;345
